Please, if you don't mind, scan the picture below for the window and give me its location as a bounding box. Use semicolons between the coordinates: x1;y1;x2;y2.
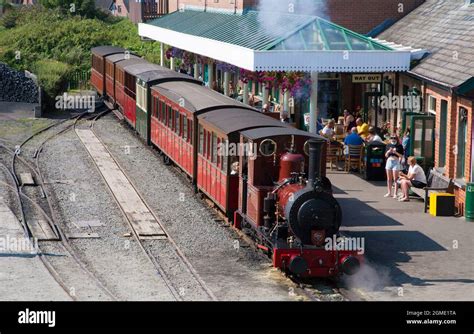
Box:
428;95;437;114
174;110;180;134
189;120;193;144
167;106;172;127
222;139;228;173
439;100;448;167
457;107;468;179
136;83;147;111
183;116;187;141
199;125;204;154
212;133;218;164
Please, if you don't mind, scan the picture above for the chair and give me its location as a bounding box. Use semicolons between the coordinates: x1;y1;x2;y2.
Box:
326;144;342;171
344;145;365;173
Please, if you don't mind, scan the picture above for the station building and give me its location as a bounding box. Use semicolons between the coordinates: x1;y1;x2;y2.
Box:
138;0;426;133
377;0;474;214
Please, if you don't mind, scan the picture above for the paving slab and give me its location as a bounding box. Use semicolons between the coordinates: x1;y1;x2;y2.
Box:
329;172;474;301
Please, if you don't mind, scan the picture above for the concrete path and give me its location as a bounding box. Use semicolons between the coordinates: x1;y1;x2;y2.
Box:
329;172;474;301
0;102;38;120
0;197;70;301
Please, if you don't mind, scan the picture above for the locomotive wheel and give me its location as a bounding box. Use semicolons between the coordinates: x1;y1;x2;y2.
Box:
163;155;171;166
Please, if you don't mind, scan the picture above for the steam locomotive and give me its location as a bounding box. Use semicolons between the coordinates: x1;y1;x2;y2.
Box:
91;46;362;277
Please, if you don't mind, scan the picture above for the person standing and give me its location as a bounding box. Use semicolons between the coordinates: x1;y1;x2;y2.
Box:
384;136;404;198
343;110;356;132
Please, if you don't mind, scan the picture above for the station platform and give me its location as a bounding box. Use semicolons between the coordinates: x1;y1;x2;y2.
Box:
0;198;69;301
330;172;474;301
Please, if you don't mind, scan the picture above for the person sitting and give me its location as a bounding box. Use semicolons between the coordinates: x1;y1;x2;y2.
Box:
398;156;427;202
366;127;383;143
320;120;336;140
356;118;370;139
344;127;364;146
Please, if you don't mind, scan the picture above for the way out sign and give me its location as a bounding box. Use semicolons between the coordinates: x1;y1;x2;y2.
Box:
352;74;382;84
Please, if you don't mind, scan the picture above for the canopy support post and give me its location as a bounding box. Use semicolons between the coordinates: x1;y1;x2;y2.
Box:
160;43;164;67
243;81;249;105
309;71;319;134
224;71;230;96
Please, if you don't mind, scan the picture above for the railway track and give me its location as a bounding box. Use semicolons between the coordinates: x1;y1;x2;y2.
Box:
75;112;217;301
0;112;119;301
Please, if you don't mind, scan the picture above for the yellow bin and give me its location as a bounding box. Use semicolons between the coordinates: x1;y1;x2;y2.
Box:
430;193;455;217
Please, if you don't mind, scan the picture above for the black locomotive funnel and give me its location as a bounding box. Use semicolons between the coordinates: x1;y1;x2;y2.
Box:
307;139;323;188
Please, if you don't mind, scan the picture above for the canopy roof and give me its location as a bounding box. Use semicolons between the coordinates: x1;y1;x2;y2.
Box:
139;10;412;72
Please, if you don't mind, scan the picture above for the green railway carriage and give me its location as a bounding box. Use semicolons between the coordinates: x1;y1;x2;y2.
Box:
135;69;202;145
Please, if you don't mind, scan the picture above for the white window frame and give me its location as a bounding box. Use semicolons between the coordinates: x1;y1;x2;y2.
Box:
427;95;437;115
136;84;147;112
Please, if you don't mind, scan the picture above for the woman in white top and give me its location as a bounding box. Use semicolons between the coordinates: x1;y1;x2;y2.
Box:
398;156;427;202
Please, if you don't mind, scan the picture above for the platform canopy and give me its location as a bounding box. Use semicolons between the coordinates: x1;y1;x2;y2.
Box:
139;10;412;73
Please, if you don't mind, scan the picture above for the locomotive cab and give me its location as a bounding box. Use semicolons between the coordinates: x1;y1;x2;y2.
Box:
236;129;361;278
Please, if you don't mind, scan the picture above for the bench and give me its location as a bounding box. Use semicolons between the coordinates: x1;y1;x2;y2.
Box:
410;168;454;213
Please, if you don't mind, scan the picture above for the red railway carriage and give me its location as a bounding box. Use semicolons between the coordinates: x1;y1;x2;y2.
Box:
119;63;161;128
196;109;285;215
150;81;255;181
104;53;140;105
115;58;148;114
135;69;201;145
91;46;126;96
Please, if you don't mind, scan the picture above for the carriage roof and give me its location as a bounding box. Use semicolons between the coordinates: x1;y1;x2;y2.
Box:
240;126;326;142
91;46;126;57
105;53;140;63
136;68;202;84
152;81;255;113
198;109;285;136
115;58;149;71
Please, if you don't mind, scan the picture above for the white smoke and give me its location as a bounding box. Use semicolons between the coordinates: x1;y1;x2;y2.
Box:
342;259;392;292
256;0;329;38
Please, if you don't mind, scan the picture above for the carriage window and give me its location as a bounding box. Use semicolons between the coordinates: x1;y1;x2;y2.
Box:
199;125;204;154
167;106;172;127
183;116;187;140
136;84;147;111
189;120;193;144
303;140;310;156
222;139;228;173
260;139;277;157
212;133;218;164
174;110;179;134
206;131;211;159
216;138;221;168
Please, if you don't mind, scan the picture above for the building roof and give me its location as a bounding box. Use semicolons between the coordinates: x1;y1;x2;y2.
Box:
198;109;285;135
152;81;255;113
139;10;412;72
378;0;474;88
146;10;389;52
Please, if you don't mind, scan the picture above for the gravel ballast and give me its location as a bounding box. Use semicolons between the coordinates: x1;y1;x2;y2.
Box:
93;114;298;301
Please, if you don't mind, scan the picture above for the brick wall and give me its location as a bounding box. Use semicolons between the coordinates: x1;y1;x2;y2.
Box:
168;0;424;33
326;0;425;33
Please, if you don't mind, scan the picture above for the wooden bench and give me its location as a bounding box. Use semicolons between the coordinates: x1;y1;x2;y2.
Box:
410;168;454;213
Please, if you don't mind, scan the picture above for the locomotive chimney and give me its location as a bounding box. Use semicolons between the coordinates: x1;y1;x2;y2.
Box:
307;139;322;188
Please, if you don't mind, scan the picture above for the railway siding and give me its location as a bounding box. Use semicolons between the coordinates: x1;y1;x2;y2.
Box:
75;128;165;239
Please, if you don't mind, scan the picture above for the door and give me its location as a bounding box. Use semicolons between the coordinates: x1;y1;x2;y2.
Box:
439;100;448;167
363;92;382;127
410;115;436;171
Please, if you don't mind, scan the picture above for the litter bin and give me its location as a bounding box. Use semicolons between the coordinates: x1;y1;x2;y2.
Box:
365;142;386;181
466;183;474;222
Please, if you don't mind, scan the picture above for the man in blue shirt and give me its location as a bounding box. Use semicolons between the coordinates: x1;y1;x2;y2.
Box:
344;127;364;146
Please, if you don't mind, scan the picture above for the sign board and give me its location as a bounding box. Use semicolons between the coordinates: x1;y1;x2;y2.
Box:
352;74;382;84
304;113;310;126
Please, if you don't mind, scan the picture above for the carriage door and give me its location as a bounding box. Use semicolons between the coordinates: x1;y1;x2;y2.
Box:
410;115;435;171
240;139;249;215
